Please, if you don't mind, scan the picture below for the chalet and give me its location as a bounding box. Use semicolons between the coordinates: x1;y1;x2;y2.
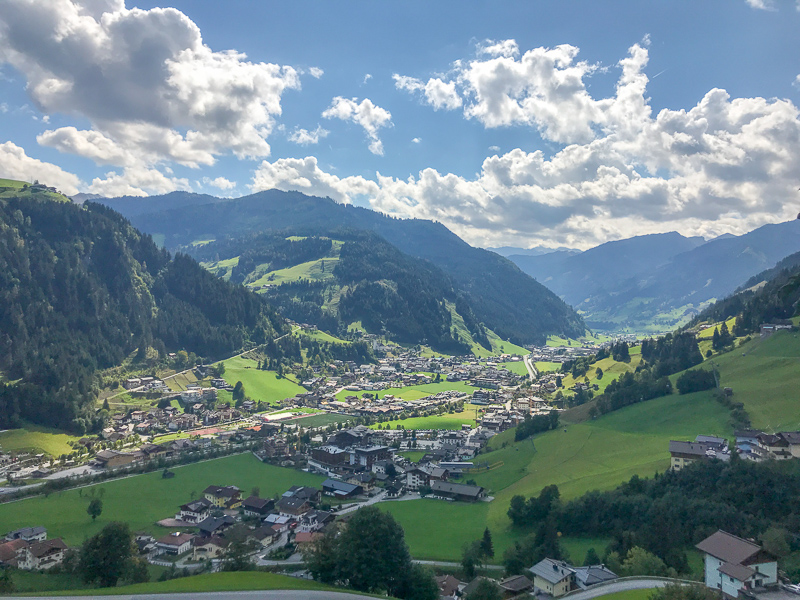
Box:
176;498;212;523
499;575;534;596
196;515;235;538
5;526;47;542
297;510;334;533
436;574;463;599
156;532;195;555
264;513;293;534
241;496;274;518
430;480;485;502
347;472;376;491
321;478;362;498
25;538;68;570
283;485;321;504
669;439;730;471
573;564;618;589
276;495;311;517
94;449;138;469
203;485;242;508
248;526;279;548
529;559;575;597
696;530;778;598
192;536;229;560
294;531;323;548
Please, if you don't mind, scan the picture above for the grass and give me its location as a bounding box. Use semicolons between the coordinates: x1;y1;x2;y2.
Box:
595;590;654;600
222;356;305;405
0;453;324;546
376;406;483;430
0;425;81;457
0;178;70;202
499;361;529;376
295;413;353;428
298;328;353;345
250;257;339;286
379;389;731;562
535;361;561;372
560;354;643;396
335;380;479;403
398;450;427;463
32;571;340;596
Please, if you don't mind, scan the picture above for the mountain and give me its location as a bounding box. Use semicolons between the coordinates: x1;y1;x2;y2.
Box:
0;184;289;432
190;230;492;354
97;189;586;344
486;245;579;257
509;224;800;332
98;191;226;219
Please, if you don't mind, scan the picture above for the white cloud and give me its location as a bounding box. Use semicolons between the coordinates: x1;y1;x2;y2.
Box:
794;74;800;89
288;125;329;145
393;75;462;111
745;0;774;9
308;67;324;79
477;39;520;58
203;176;236;190
0;0;300;169
253;41;800;249
363;74;372;84
0;141;82;194
489;145;500;152
0;103;7;113
88;166;191;197
412;138;421;144
322;96;392;155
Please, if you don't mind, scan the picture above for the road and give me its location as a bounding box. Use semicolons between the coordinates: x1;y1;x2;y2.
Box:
523;354;538;381
11;592;376;600
562;577;693;600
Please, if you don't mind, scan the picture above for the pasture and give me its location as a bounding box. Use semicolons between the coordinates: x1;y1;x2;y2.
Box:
221;356;305;404
373;405;484;430
335;380;479;403
0;453;324;545
0;426;81;457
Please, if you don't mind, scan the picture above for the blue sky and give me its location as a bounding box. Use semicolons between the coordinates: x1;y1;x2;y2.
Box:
1;0;799;249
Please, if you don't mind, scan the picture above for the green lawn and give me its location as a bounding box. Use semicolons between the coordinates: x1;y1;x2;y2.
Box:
372;404;484;430
295;413;353;428
299;328;353;344
535;361;562;372
380;389;731;562
35;571;339;596
0;425;81;457
595;590;654;600
0;453;324;546
250;256;339;286
336;380;479;403
222;356;305;404
500;361;529;376
561;354;642;396
398;450;427;463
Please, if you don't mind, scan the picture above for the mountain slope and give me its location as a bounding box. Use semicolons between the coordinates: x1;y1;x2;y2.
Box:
0;187;289;432
99;189;586;344
190;230;490;353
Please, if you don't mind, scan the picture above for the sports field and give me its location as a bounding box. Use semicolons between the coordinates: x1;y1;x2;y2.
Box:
222;356;305;404
0;453;324;545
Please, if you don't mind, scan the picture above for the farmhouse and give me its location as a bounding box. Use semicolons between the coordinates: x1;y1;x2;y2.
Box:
241;496;274;518
530;559;575;597
430;480;485;502
669;437;730;471
94;449;138;469
176;498;212;523
203;485;242;508
696;530;778;598
156;532;195;556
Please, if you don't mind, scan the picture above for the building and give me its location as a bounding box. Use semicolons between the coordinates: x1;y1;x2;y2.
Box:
350;446;390;469
94;449;138;469
241;496;274;518
696;530;778;598
311;446;349;467
203;485;242;509
5;526;47;542
499;575;534;596
321;478;362;498
430;480;485;502
573;565;618;589
669;439;730;471
529;559;576;597
156;532;195;556
276;495;311;517
176;498;212;523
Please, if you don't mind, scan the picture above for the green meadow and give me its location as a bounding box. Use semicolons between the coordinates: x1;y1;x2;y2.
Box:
0;453;323;546
335;380;479;403
0;425;81;457
221;355;305;404
372;405;484;430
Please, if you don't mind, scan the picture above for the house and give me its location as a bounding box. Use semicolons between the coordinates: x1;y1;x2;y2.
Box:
530;559;575;597
435;574;463;599
696;530;778;598
5;526;47;542
347;472;376;491
94;449;138;469
499;574;534;596
321;478;362;498
192;536;229;560
350;446;390;469
753;433;792;461
276;495;311;517
283;486;321;505
203;485;242;508
176;498;212;523
573;565;618;589
294;531;323;548
668;439;730;471
241;496;275;518
24;538;68;570
249;526;279;548
430;480;485;502
298;510;334;533
311;446;349;468
156;532;195;555
264;513;293;534
462;577;501;598
0;539;29;568
197;515;235;538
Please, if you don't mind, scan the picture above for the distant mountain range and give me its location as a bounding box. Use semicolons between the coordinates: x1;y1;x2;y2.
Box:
507;223;800;332
95;190;586;345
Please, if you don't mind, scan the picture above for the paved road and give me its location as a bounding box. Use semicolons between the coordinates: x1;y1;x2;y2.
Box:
563;578;690;600
523;354;538;382
11;592;376;600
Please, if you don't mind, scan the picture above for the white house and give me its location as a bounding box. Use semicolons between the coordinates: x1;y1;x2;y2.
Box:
696;530;777;598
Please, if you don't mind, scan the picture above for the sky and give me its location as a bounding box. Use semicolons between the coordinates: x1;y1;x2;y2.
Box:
1;1;800;250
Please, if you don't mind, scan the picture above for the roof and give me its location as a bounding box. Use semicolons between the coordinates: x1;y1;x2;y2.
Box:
157;532;195;546
696;531;762;565
203;485;240;498
180;498;211;512
277;496;309;511
28;538;67;558
574;565;618;587
780;431;800;444
430;480;484;497
529;558;575;584
718;562;756;581
5;526;46;539
499;574;533;592
294;531;322;544
322;478;361;494
669;440;715;457
242;496;272;510
435;574;462;596
197;516;234;533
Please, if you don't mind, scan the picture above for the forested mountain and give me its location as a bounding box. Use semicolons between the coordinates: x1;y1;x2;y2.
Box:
509;223;800;332
97;189;585;344
0;188;288;432
689;248;800;336
189;230;489;353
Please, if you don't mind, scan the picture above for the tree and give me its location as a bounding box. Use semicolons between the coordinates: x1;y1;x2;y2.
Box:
79;522;134;587
461;541;483;578
595;367;603;380
649;582;720;600
465;578;502;600
251;486;260;498
87;498;103;521
398;563;439;600
620;546;669;577
760;526;791;558
584;547;601;566
232;381;245;402
386;463;397;478
0;568;13;594
480;528;494;559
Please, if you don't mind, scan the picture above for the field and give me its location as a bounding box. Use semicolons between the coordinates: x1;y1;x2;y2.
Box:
701;331;800;430
221;356;305;404
34;572;337;596
0;178;70;202
299;328;353;345
499;361;529;376
379;389;731;562
0;425;81;457
398;450;427;462
295;412;353;428
0;453;324;545
535;361;561;372
560;353;643;395
373;405;484;430
335;380;479;403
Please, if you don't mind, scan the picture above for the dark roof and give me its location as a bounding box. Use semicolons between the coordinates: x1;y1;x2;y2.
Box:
28;538;67;558
276;496;309;511
156;532;195;546
203;485;240;498
669;440;715;457
574;565;618;587
435;574;462;596
197;515;234;534
499;574;533;592
430;480;484;497
696;531;762;565
718;562;756;581
322;478;361;495
242;496;272;510
180;498;211;512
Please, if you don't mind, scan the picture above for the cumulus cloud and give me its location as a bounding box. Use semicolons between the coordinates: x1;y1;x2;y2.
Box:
288;125;329;145
308;67;324;78
0;0;300;169
0;141;82;195
322;96;392;155
255;41;800;249
745;0;774;9
88;166;191;197
412;138;421;144
393;75;462;111
203;176;236;190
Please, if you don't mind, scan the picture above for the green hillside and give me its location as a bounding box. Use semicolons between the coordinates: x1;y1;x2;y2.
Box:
0;178;70;202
